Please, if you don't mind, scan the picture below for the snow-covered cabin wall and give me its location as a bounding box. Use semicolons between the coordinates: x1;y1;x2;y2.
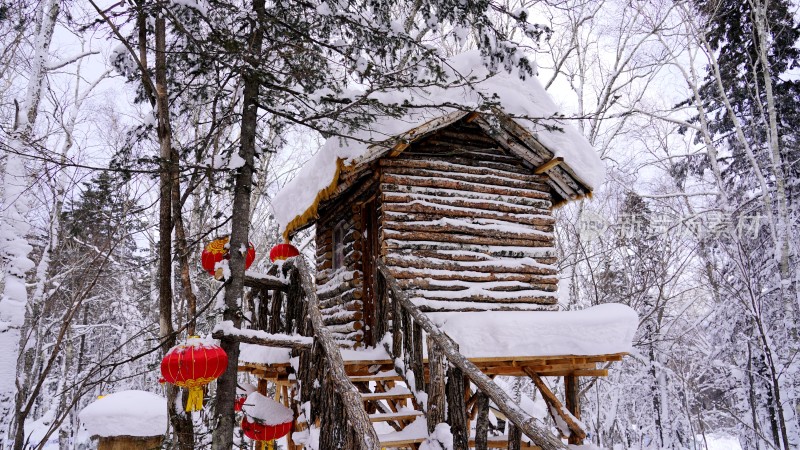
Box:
379;119;559;314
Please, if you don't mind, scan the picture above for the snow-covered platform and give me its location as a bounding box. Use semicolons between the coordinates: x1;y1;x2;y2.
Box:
238;303;637;379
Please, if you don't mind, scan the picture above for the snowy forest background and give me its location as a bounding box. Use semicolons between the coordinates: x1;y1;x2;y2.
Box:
0;0;797;449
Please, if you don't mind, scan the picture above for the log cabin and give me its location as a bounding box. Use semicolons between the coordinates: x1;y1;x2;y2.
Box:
215;51;638;450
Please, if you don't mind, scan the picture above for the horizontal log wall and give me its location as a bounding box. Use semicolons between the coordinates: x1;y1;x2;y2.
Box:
380;122;559;312
315;178;377;346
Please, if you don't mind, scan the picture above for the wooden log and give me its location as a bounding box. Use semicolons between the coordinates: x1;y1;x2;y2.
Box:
446;365;468;449
426;336;447;433
565;375;583;445
390;269;558;285
383;166;549;191
523;367;586;441
211;329;311;350
384;220;553;243
284;258;380;450
384;255;557;275
508;423;522;450
397;152;535;176
474;391;491;450
381;184;550;209
412;322;425;392
386;215;552;236
244;274;288;291
377;262;567;450
378;158;545;183
397;278;558;293
383;207;554;230
382;229;551;248
322;310;363;326
382;175;550;201
383;240;557;260
415;293;557;305
382;193;550;217
534;157;564;175
269;290;283;334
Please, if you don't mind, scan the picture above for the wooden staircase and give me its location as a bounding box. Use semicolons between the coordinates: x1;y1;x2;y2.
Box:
344;362;542;449
347;366;428;448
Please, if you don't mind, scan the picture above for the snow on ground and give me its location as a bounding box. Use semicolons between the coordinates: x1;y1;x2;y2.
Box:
79;390;167;438
427;303;638;357
699;434;743;450
272;49;604;236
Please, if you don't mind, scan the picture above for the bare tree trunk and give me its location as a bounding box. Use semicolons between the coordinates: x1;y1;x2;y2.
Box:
153;13;194;450
211;1;264;447
3;1;59;448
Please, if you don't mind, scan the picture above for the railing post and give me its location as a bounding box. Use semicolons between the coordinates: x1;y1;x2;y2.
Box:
412;322;425;392
475;391;490;450
446;364;468;449
508;423;522;450
426;336;447;433
391;285;402;358
269;290;283;333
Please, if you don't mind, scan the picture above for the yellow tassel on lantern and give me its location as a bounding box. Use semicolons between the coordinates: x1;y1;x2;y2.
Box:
186;386;204;412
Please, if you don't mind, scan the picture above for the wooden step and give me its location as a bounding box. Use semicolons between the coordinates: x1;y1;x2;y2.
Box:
468;436;541;449
377;417;428;447
361;387;414;401
349;371;403;383
369;410;424;422
379;436;427;447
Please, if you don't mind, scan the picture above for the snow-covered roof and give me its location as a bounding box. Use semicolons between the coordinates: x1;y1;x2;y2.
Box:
272;50;604;239
79;390;167;438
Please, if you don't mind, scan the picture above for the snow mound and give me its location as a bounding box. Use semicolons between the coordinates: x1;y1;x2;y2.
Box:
272;50;604;237
242;392;293;425
79;390;167;438
428;303;638;358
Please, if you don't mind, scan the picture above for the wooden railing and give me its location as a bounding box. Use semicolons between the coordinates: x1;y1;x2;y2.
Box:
283;257;381;450
376;261;568;450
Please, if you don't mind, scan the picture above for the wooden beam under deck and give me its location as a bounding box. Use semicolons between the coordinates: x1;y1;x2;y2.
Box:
238;352;626;381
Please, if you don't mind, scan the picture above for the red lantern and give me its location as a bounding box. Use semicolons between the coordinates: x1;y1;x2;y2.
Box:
160;337;228;412
241;392;293;444
269;243;299;262
201;237;256;279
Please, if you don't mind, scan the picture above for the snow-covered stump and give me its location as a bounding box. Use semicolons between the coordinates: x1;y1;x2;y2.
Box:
79;390;167;450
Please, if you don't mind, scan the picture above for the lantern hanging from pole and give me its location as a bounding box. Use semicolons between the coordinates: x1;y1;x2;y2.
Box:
160;337;228;412
201;236;256;279
241;392;293;448
269;243;299;263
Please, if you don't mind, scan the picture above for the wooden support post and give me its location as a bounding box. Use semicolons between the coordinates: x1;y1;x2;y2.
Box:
508;423;522;450
446;365;468;449
427;336;447;433
564;375;582;445
269;290;283;334
474;392;490;450
391;292;402;358
412;323;425;392
523;368;586;441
